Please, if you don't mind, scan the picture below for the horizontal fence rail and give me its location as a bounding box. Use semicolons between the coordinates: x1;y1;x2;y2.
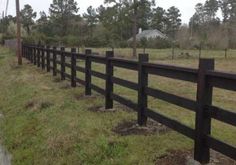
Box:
22;44;236;164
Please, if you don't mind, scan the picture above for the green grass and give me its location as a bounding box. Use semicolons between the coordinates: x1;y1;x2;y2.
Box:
0;46;236;164
89;47;236;61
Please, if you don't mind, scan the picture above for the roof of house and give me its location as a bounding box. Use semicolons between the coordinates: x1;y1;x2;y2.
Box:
128;29;167;41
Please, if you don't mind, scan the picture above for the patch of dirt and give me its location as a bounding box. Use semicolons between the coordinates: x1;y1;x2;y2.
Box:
114;103;133;113
155;150;236;165
25;100;54;111
0;113;4;119
25;100;36;109
59;83;71;90
73;93;98;101
87;105;116;113
155;150;192;165
53;77;62;83
113;119;169;136
40;102;54;110
9;61;21;70
41;85;53;91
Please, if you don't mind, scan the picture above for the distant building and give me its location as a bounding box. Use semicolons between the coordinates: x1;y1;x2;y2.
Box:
128;29;167;42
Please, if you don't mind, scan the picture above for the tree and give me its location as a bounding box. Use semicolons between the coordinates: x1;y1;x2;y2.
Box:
130;0;155;57
220;0;231;22
83;6;98;38
6;21;27;38
0;15;15;33
35;11;52;36
49;0;79;36
165;6;181;59
20;4;37;35
166;6;182;39
102;0;155;57
220;0;236;22
150;7;166;32
204;0;219;21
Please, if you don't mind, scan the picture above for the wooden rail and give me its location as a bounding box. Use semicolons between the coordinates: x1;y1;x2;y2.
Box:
22;44;236;164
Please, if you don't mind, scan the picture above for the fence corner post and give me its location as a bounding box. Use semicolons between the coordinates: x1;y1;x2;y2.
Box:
46;46;51;72
71;48;77;87
105;51;114;109
61;47;65;80
194;58;215;164
53;46;57;76
138;53;149;126
85;49;92;95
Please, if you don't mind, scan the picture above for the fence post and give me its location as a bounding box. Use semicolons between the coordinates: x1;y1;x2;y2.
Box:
105;51;114;109
225;48;227;59
85;49;92;95
37;45;40;67
33;47;37;65
71;48;77;87
22;44;24;58
53;46;57;76
30;46;33;63
138;53;149;126
26;46;28;60
41;45;45;70
25;46;28;60
46;46;50;72
61;47;65;80
194;58;215;164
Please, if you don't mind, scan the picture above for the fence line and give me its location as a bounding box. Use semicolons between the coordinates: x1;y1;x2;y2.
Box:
22;44;236;164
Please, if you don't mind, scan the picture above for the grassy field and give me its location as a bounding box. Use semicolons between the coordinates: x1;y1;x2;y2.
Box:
0;46;236;164
90;47;236;61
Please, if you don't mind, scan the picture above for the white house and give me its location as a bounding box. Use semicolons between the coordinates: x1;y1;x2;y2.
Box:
128;29;167;42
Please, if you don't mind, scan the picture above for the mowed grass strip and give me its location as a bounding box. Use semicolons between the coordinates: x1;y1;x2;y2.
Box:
0;46;236;164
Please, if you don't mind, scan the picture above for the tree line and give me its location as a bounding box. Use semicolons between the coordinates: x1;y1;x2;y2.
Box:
0;0;236;53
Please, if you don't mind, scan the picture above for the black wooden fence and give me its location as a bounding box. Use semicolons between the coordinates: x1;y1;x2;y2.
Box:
22;44;236;164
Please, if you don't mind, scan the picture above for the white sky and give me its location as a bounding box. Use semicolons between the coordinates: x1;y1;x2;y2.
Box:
1;0;216;24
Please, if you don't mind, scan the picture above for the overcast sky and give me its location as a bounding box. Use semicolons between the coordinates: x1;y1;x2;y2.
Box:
2;0;212;24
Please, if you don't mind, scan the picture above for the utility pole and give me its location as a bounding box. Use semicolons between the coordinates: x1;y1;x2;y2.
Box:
16;0;22;65
5;0;9;16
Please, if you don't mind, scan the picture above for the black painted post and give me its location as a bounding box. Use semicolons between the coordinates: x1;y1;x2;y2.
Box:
85;49;92;95
25;46;27;60
30;46;33;63
105;51;114;109
22;44;24;58
53;47;57;76
138;54;149;126
26;46;28;60
28;46;31;62
26;46;29;60
61;47;65;80
33;47;37;65
46;46;50;72
41;45;45;70
194;58;215;164
37;45;40;67
225;48;227;59
71;48;77;87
